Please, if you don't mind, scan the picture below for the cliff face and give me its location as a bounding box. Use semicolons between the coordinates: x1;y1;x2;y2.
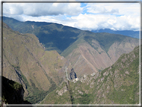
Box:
69;68;77;80
1;76;31;104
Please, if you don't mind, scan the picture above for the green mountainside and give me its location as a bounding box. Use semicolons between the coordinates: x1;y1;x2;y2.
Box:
3;16;139;78
2;17;140;104
3;16;82;54
3;23;65;103
41;45;140;104
2;16;139;57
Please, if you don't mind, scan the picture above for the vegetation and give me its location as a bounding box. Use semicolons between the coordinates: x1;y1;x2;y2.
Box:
2;17;140;104
25;79;48;103
3;16;82;54
40;46;139;104
4;16;138;57
76;94;91;104
3;22;65;104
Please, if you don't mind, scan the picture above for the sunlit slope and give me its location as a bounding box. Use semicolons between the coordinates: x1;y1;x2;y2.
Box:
41;45;139;104
3;23;65;103
3;16;139;77
61;31;139;77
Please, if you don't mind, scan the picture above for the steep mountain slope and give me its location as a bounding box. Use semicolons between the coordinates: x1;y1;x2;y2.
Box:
62;32;139;78
3;16;82;54
3;23;65;103
41;45;140;104
3;16;139;78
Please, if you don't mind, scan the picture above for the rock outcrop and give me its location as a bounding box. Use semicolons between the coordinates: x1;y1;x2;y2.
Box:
69;68;77;80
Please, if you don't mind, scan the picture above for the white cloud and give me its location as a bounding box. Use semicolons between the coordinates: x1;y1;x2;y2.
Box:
2;2;140;31
63;13;140;31
3;3;83;16
86;3;140;17
16;12;139;31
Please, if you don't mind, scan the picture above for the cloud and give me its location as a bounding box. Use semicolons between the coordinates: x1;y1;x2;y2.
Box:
86;3;140;17
13;12;139;31
74;14;140;31
3;3;83;16
2;2;140;31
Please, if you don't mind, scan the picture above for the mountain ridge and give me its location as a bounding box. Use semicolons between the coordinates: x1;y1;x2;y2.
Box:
3;16;139;56
91;28;139;39
2;17;140;104
3;16;139;79
41;45;139;104
3;22;65;103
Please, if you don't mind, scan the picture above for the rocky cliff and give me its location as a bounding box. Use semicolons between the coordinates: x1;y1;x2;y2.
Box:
69;68;77;80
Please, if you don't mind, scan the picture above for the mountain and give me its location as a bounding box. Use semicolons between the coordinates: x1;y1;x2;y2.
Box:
3;22;65;103
40;45;139;104
3;16;82;54
3;16;139;78
91;29;139;39
61;31;139;78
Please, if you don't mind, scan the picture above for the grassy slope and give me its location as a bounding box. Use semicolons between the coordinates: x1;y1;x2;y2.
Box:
3;16;139;58
41;45;139;104
3;23;65;103
3;16;82;54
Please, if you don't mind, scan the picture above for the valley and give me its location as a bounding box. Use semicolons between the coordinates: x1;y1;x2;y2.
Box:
41;45;139;104
2;16;140;104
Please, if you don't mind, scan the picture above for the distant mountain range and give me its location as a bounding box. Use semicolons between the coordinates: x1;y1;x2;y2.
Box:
91;29;139;39
2;16;140;104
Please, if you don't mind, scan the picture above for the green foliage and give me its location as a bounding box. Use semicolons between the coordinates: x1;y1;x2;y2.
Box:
12;82;22;90
42;46;139;104
77;94;91;104
25;90;47;104
108;84;138;104
25;79;48;103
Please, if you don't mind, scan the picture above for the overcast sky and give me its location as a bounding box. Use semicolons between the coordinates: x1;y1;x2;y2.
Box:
3;1;141;31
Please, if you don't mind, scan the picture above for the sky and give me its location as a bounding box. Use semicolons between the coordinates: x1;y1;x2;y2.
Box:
2;0;141;31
